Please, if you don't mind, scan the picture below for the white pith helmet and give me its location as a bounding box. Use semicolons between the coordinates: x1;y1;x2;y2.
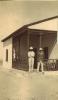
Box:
39;48;43;51
29;46;33;50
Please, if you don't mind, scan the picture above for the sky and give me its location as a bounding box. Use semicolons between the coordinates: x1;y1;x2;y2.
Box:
0;1;58;59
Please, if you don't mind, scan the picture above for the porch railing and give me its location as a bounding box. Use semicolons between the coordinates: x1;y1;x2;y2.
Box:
43;59;58;71
13;57;58;71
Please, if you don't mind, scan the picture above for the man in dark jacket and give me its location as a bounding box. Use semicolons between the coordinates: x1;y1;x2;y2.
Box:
37;48;44;72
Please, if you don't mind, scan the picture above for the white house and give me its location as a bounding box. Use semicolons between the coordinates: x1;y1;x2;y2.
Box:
1;16;58;71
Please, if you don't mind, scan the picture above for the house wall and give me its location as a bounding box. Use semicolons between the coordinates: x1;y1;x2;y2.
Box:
3;37;12;69
42;32;58;59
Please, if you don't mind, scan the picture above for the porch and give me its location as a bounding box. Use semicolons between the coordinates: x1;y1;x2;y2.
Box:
12;28;58;71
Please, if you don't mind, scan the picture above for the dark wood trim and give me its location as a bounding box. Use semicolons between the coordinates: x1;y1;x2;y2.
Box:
1;26;27;42
28;28;57;34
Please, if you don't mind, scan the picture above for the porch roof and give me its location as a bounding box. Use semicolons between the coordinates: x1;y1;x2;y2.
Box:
28;18;58;31
1;16;58;42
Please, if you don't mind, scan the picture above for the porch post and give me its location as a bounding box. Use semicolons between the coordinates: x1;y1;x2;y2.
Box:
57;31;58;44
37;32;44;72
27;29;30;71
39;33;42;48
27;29;30;51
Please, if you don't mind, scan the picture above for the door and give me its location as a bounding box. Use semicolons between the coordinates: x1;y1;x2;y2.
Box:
33;48;37;69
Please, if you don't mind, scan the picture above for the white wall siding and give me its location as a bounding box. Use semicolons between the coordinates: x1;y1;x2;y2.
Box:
42;33;58;59
49;43;58;59
3;38;12;69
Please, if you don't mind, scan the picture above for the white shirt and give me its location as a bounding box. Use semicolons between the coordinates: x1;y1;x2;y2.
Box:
28;51;35;58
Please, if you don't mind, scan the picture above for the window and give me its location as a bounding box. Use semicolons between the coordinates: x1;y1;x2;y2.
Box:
6;49;8;62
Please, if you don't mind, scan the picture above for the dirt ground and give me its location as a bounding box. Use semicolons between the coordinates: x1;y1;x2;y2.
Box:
0;68;58;100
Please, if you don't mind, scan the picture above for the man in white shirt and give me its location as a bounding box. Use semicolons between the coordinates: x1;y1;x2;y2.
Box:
28;46;35;72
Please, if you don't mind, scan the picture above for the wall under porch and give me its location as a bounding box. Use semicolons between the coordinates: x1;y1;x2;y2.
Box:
29;31;57;60
12;33;29;71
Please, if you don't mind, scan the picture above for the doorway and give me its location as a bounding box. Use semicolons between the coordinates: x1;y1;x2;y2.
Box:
33;48;37;69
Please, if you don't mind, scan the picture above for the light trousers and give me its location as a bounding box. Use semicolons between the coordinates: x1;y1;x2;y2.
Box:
37;60;44;72
28;57;34;72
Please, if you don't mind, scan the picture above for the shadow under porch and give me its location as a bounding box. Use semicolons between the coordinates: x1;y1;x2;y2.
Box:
12;31;29;71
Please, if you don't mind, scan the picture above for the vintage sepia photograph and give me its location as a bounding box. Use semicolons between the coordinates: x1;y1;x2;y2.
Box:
0;0;58;100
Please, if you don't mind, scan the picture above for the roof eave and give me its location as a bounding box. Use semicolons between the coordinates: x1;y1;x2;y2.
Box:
1;15;58;42
1;25;27;42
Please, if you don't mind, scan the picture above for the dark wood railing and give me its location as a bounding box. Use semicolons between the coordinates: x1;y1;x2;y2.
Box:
13;56;28;67
43;59;58;71
13;56;58;71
